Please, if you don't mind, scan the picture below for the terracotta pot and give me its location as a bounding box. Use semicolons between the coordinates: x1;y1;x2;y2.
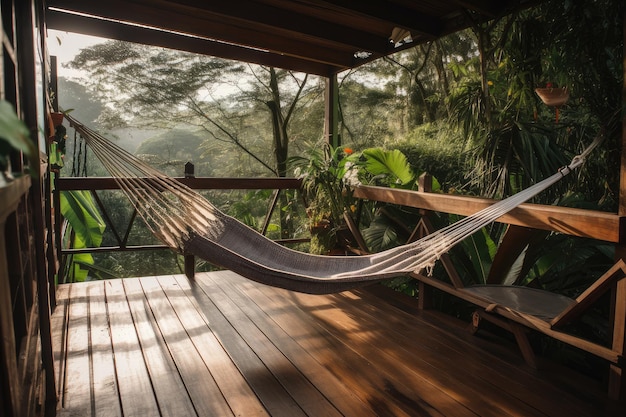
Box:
535;87;569;107
51;112;64;127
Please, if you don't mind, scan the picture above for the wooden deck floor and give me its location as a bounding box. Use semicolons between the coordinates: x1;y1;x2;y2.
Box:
51;271;623;417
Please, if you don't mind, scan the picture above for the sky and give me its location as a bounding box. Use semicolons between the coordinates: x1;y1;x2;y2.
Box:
47;29;108;78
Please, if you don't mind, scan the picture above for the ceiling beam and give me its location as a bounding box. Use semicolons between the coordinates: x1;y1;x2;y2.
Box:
316;0;444;39
149;0;392;55
46;10;338;77
48;0;355;68
454;0;502;18
455;0;543;20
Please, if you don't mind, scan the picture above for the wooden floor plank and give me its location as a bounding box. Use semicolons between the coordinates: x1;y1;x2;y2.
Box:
196;273;346;417
53;273;622;417
196;272;378;417
159;275;270;417
122;278;198;417
50;283;69;405
104;280;160;416
221;272;469;417
351;287;603;417
136;277;234;417
180;276;309;417
308;289;562;417
60;282;93;416
87;282;122;417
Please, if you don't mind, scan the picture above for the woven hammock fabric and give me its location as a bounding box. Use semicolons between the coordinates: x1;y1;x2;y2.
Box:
66;114;600;294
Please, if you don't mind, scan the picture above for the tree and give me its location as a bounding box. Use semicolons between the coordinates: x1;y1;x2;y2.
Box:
68;40;325;239
68;41;324;175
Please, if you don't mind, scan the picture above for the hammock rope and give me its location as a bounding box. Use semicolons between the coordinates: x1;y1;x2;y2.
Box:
66;113;602;293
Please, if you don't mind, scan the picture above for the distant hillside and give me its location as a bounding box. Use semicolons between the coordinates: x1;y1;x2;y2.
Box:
58;77;163;153
135;129;214;176
108;127;162;153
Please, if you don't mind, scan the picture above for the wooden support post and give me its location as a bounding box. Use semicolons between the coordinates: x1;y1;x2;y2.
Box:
184;161;195;178
610;12;626;400
417;281;433;310
418;173;433;193
474;310;539;369
608;277;626;400
324;74;340;148
416;173;434;310
618;8;626;262
184;255;195;280
184;162;195;278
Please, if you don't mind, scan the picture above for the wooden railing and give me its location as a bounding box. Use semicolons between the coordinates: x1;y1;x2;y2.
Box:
353;184;622;243
57;176;302;191
55;176;304;276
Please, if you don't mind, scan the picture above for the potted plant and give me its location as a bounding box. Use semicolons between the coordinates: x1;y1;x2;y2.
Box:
291;143;360;254
291;143;415;254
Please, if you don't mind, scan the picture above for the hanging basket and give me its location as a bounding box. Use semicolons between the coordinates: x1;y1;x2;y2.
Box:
534;87;569;107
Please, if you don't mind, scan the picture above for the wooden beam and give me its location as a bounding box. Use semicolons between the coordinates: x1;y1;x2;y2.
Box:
56;176;302;191
47;1;354;69
319;0;443;38
618;7;626;261
354;185;620;243
324;75;340;147
157;0;391;55
45;11;337;76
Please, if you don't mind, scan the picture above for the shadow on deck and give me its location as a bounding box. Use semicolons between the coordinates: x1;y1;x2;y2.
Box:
51;271;623;417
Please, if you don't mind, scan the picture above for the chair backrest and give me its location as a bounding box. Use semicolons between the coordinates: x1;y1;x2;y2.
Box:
550;259;626;327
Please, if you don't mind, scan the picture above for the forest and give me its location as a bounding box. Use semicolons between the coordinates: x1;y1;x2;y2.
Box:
54;0;622;349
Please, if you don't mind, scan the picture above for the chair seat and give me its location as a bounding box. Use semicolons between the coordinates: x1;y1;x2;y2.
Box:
461;285;576;321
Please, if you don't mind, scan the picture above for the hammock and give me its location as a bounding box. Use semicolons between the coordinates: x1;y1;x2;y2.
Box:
65;114;601;294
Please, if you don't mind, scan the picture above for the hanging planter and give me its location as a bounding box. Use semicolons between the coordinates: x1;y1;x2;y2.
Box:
535;86;569;123
535;86;569;107
51;112;65;127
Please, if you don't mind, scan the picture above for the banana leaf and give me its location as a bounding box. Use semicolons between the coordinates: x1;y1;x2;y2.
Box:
60;190;106;248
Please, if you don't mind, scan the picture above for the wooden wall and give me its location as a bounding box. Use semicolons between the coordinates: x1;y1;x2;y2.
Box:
1;0;57;416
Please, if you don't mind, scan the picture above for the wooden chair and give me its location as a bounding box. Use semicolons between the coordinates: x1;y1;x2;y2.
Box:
410;216;626;400
350;174;624;399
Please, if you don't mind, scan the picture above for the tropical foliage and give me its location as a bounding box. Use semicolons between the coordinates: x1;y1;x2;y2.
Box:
60;190;106;282
0;100;35;176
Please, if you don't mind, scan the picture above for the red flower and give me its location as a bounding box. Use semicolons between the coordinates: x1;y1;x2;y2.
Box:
343;147;354;155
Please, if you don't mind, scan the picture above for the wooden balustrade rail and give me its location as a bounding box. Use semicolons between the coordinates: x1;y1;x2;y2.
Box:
354;185;622;243
56;176;306;262
57;176;302;191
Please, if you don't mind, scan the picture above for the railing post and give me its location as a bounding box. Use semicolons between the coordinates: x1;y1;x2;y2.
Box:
416;172;433;309
184;162;195;279
184;161;195;178
418;172;432;193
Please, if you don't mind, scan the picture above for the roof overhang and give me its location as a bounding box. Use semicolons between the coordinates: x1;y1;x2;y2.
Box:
46;0;542;77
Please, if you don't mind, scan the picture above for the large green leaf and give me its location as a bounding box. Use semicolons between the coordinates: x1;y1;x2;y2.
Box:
0;101;32;154
60;191;107;283
71;256;119;280
361;218;400;252
65;253;93;283
0;100;35;168
455;221;497;284
362;148;414;186
60;190;106;248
